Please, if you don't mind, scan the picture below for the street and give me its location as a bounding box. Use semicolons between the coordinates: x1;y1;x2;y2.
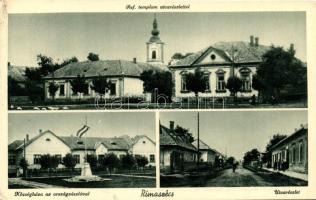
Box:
205;166;274;187
161;166;308;187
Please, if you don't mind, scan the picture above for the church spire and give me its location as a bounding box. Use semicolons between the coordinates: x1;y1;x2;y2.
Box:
149;14;161;43
151;14;159;37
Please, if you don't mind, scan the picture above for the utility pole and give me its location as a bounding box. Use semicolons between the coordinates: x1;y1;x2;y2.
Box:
197;112;200;172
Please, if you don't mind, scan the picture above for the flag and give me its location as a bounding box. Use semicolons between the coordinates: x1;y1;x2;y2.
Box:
76;125;89;138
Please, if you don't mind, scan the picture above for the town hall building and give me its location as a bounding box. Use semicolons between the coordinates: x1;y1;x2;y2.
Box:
8;130;156;176
168;36;271;101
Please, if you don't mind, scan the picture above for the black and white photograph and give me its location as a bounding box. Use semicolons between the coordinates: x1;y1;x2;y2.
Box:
8;12;307;110
8;112;156;188
160;111;308;187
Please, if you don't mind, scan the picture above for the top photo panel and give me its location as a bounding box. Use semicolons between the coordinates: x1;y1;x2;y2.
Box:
8;12;307;110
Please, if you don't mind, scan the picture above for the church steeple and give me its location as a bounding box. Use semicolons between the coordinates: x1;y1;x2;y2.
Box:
146;14;164;65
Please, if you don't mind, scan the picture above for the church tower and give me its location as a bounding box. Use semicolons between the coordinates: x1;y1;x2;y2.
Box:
146;15;164;65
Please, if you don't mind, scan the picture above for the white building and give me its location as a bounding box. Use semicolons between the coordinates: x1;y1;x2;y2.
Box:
169;36;272;101
192;139;222;165
8;130;156;176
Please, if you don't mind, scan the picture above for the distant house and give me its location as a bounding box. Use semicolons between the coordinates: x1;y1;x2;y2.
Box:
43;60;159;101
160;121;198;173
192;139;221;164
270;125;308;174
8;130;155;176
168;36;273;101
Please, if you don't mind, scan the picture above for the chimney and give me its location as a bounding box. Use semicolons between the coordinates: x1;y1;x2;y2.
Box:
8;62;11;67
39;129;42;134
255;37;259;47
169;121;175;131
26;134;29;142
250;35;254;46
290;43;294;50
133;57;137;64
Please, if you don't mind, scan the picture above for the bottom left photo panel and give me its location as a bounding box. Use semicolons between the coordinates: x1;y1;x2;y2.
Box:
8;111;156;189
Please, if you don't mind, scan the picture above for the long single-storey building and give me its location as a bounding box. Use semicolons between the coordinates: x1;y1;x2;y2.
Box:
8;130;156;176
169;36;274;101
270;125;308;174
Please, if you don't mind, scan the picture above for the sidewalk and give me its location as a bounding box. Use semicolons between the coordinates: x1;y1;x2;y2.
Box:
263;167;308;181
9;178;65;188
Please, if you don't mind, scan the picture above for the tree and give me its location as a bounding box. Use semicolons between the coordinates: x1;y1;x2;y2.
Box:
135;156;149;172
19;158;29;177
39;154;60;170
186;67;208;104
8;77;26;97
101;153;120;175
252;74;265;103
140;70;173;102
48;82;59;102
256;46;306;101
243;148;260;165
62;153;76;172
25;80;43;103
69;74;88;101
87;52;99;61
37;54;54;76
86;154;98;168
25;67;42;82
59;56;79;67
226;76;242;103
90;75;111;95
174;125;194;143
120;154;136;174
226;156;235;166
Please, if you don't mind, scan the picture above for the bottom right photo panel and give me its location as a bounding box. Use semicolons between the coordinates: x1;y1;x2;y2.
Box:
159;110;308;187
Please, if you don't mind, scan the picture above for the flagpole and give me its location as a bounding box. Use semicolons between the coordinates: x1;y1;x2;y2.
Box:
85;115;87;162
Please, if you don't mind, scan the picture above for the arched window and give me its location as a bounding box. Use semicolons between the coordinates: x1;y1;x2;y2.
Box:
152;50;157;59
239;68;252;92
180;71;188;92
216;69;226;92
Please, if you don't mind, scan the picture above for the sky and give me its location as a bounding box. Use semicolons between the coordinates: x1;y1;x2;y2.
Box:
8;12;306;67
8;112;156;143
160;110;307;160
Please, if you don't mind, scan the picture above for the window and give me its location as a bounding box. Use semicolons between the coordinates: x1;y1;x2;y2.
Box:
34;154;41;165
73;154;80;164
181;72;187;92
299;140;304;163
203;73;210;91
216;72;226;92
150;154;155;163
142;141;146;144
59;84;65;96
119;154;124;159
241;74;251;92
152;50;156;59
291;144;296;164
8;155;15;165
110;82;116;95
210;54;216;60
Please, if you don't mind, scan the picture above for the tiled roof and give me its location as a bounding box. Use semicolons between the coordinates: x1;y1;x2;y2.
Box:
192;139;221;155
270;127;308;151
8;130;154;152
170;41;270;67
44;60;161;79
160;125;197;152
60;136;131;150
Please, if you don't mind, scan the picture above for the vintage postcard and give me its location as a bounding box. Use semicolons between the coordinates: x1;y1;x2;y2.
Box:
1;0;316;200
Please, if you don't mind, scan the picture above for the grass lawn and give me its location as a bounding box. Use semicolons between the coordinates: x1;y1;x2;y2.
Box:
24;175;155;188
